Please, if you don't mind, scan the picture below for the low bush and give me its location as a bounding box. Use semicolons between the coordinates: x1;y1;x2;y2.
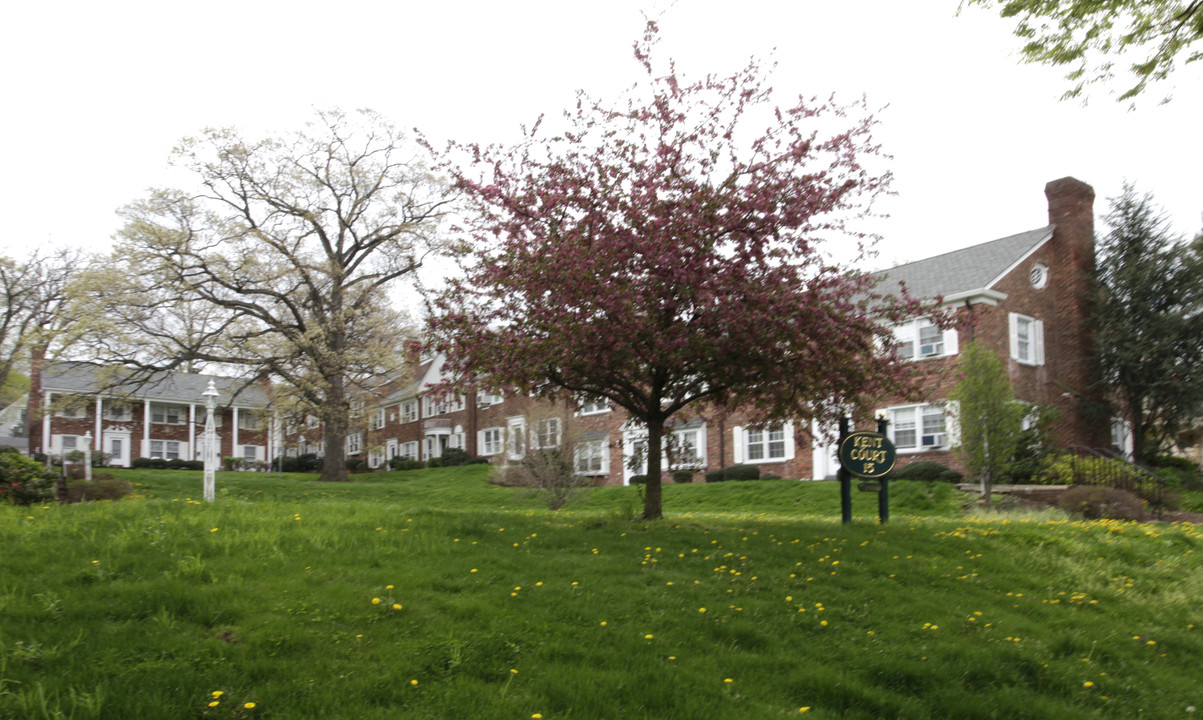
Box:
704;468;726;483
346;458;367;473
131;457;167;470
389;457;425;471
65;475;132;503
629;474;649;485
278;453;322;473
0;450;56;505
438;448;472;467
1057;485;1145;521
724;464;760;481
893;461;954;482
671;469;694;484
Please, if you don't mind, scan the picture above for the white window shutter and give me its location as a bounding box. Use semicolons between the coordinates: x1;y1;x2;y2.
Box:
944;401;961;447
943;327;959;356
783;420;796;460
601;437;611;475
1033;320;1045;366
732;426;744;464
1008;313;1019;360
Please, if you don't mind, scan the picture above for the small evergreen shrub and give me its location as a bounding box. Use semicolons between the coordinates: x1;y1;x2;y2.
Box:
671;469;693;484
724;464;760;481
938;469;964;483
65;475;132;503
346;458;367;473
131;457;168;469
629;474;649;484
0;451;56;505
1057;485;1146;521
389;457;425;471
439;448;472;467
704;468;727;483
893;461;953;482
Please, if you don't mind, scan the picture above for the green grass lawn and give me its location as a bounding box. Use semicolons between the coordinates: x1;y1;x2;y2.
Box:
1;467;1200;719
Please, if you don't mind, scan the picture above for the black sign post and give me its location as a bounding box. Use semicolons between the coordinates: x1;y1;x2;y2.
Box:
837;423;897;524
837;417;852;524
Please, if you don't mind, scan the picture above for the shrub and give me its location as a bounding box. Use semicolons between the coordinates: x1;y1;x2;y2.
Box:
223;456;244;471
629;474;649;484
671;469;694;484
724;464;760;481
65;475;132;503
938;469;964;483
131;457;167;469
1057;485;1146;521
439;448;472;467
704;468;726;483
389;457;425;471
893;461;954;482
498;449;595;510
0;451;57;505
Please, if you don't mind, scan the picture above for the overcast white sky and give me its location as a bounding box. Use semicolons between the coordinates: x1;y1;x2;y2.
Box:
3;1;1200;292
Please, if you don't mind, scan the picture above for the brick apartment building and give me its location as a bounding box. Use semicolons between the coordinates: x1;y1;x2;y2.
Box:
285;177;1111;484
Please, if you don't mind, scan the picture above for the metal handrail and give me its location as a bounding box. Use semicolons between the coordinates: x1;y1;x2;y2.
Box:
1068;446;1171;516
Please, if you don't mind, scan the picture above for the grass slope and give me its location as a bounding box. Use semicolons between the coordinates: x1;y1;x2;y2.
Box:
1;467;1199;719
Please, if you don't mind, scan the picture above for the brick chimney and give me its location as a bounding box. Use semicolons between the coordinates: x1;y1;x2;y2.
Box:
1044;177;1108;448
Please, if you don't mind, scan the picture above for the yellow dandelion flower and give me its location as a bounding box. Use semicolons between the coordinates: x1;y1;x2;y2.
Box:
372;597;381;604
410;679;419;686
800;709;811;713
699;608;706;613
244;702;256;709
1083;681;1094;688
644;634;654;639
386;585;394;590
209;701;220;707
212;691;224;698
724;678;733;684
392;603;402;610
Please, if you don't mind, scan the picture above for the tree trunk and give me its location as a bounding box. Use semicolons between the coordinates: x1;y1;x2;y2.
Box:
641;417;665;520
25;342;47;456
318;374;350;482
980;467;993;506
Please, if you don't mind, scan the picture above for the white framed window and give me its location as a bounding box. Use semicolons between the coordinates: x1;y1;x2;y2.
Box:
532;418;561;449
349;399;364;418
199;408;224;427
109;437;123;458
507;417;527;460
306;414;320;428
577;396;610;416
346;431;363;455
238;410;262;430
732;421;795;464
370;409;386;430
883;404;950;451
668;426;705;468
479;427;504;455
60;435;78;452
150;403;186;425
449;395;466;412
575;438;610;475
104;401;132;421
1009;313;1045;366
368;448;384;469
400;441;419;460
401;400;418;423
892;319;958;360
242;445;260;463
54;396;85;418
476;390;503;408
149;440;181;460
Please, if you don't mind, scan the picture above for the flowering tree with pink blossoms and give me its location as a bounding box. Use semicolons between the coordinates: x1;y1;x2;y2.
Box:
428;24;934;519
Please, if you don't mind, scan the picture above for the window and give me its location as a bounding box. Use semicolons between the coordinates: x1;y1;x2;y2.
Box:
668;427;705;468
370;409;386;430
577;396;610;415
54;396;85;418
401;400;418;423
533;418;561;449
346;431;363;455
479;427;504;455
199;409;223;427
307;414;320;428
109;438;123;457
61;435;78;451
242;445;259;463
368;449;384;469
422;395;441;416
238;410;262;430
350;399;364;417
149;440;181;460
104;401;132;421
575;439;609;475
151;403;186;425
885;404;948;450
746;425;786;461
400;441;419;460
892;319;957;360
1009;313;1044;366
476;390;503;408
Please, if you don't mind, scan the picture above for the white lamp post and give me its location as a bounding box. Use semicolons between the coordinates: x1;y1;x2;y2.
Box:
203;380;219;502
83;431;93;482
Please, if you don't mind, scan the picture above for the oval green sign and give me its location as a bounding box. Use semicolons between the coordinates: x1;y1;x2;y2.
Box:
838;431;897;479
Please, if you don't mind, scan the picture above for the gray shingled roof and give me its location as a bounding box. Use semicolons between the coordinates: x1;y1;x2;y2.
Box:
41;363;268;407
874;226;1053;300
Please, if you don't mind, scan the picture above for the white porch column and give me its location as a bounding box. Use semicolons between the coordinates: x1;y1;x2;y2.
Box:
143;399;152;458
93;397;103;447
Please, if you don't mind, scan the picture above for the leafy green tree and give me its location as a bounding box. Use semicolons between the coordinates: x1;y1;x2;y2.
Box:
109;109;450;482
1096;184;1203;464
950;342;1026;503
963;0;1203;102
